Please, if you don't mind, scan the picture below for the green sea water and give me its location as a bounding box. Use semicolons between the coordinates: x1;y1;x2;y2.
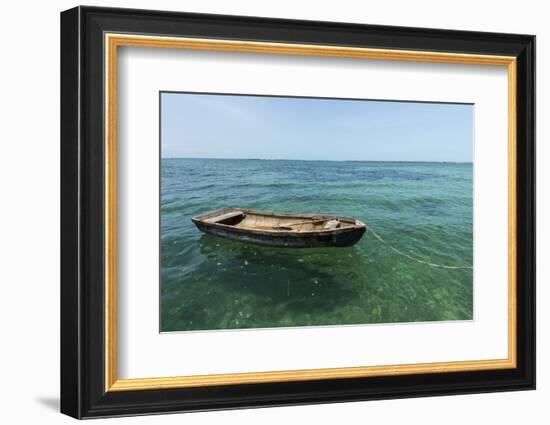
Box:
160;158;473;332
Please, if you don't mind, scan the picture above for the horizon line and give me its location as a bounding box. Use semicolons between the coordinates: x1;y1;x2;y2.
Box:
161;157;473;164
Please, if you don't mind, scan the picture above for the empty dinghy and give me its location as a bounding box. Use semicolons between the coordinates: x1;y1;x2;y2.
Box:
191;208;366;248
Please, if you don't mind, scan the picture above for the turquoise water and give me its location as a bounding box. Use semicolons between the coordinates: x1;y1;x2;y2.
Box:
160;158;473;332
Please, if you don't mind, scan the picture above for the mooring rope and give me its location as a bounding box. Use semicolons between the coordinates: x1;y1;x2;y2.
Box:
367;226;473;270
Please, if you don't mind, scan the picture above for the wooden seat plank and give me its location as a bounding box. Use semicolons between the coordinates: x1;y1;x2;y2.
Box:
205;210;244;223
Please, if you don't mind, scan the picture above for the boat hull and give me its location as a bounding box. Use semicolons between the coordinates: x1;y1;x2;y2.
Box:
192;208;366;248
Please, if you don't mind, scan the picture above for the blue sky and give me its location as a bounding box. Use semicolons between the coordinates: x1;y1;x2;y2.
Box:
161;92;473;162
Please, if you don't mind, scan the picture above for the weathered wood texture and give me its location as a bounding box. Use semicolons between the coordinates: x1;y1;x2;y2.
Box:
192;208;367;247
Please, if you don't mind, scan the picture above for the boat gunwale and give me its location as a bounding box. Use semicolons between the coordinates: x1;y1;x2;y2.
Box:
191;208;366;237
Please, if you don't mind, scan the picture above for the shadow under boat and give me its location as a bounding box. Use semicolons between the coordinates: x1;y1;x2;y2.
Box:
195;233;363;312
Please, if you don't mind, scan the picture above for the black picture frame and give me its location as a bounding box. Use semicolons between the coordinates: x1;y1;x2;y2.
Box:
61;5;535;419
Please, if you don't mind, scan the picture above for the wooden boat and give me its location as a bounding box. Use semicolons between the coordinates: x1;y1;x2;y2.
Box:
191;208;366;248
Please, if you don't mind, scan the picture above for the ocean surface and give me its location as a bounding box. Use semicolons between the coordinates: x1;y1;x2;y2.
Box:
160;158;473;332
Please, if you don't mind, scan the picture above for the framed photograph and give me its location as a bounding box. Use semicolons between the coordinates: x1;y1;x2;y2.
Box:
60;6;535;419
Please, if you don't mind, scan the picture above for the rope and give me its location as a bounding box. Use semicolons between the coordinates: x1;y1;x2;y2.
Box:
366;226;473;270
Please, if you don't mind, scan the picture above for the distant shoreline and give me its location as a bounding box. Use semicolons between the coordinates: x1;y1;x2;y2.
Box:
161;157;473;164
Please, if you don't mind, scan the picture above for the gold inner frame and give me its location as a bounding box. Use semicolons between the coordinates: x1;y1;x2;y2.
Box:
104;33;517;392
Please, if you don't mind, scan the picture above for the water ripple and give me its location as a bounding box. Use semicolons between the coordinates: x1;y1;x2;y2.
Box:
160;159;473;332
